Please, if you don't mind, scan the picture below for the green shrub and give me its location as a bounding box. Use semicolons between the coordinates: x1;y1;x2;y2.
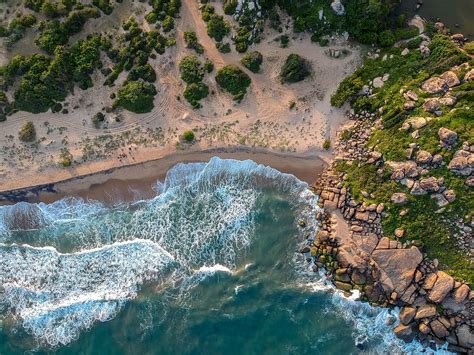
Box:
184;31;204;54
127;64;156;82
406;36;423;49
280;54;311;83
216;42;231;53
162;16;174;32
18;121;36;142
465;42;474;55
240;51;263;73
179;55;205;84
223;0;237;15
59;148;73;167
184;82;209;108
215;64;251;102
92;0;113;14
183;130;195;142
115;80;157;113
279;34;289;48
206;14;230;41
322;138;331;150
378;30;395;47
204;59;214;73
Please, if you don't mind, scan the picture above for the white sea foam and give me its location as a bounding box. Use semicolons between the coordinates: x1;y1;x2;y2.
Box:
0;158;310;347
197;264;233;274
0;240;175;346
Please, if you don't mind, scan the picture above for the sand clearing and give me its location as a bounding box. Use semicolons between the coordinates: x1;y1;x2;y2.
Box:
0;0;361;192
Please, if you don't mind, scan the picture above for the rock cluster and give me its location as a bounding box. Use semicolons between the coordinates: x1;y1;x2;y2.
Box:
307;104;473;352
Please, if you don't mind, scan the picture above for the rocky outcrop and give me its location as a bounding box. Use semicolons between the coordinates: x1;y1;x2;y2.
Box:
428;271;454;303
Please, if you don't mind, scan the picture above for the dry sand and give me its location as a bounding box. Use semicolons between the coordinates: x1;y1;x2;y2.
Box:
0;0;361;194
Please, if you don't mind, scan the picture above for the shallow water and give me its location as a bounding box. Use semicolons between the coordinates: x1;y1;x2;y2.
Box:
0;158;449;354
398;0;474;38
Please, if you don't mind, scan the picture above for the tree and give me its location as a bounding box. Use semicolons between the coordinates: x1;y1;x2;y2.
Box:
207;14;230;42
179;55;205;84
280;54;311;83
241;51;263;73
184;82;209;108
115;80;157;113
215;64;251;102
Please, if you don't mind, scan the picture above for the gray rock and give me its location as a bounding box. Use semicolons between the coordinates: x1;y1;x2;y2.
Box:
430;319;450;338
438;127;458;146
428;271;454;303
416;150;433;165
419;176;440;192
421;77;448;94
391;192;408;205
431;193;449;207
456;324;474;349
423;98;440;113
440;71;460;87
410;181;427;195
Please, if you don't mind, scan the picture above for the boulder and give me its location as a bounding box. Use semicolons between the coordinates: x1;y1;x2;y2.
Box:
432;154;443;165
394;324;414;341
443;189;456;203
440;71;460;87
330;0;345;15
391;192;408;205
401;117;428;131
423;98;440;113
404;90;419;101
422;273;438;290
419;323;431;334
373;77;384;88
431;194;449;207
466;175;474;187
419;176;440;192
452;284;470;303
335;281;352;291
399;306;416;325
404;101;416;110
416;150;433;165
439;96;456;106
456;324;474;349
428;271;454;303
438;127;458;145
371;247;423;295
410;181;427;196
351;270;366;285
464;69;474;82
430;319;449;338
421;77;448;94
415;304;437;319
448;155;472;176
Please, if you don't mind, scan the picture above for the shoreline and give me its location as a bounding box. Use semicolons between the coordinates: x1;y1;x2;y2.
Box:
0;147;329;205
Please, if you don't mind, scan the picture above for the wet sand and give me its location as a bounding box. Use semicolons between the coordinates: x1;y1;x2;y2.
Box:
1;148;327;205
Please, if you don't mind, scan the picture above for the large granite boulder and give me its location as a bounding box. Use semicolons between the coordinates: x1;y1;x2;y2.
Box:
416;150;433;165
421;77;448;94
371;247;423;295
428;271;454;303
440;70;460;87
419;176;440;192
448;152;473;176
399;306;416;325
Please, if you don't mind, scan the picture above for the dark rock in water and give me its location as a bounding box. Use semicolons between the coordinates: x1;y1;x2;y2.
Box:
355;334;368;350
300;246;311;254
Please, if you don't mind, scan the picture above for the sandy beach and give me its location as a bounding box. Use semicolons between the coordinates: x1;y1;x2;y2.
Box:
0;0;360;196
0;147;327;204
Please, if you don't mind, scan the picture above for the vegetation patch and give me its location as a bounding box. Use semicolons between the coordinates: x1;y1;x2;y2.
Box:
280;54;311;83
18;121;36;142
240;51;263;73
114;80;157;113
215;64;251;102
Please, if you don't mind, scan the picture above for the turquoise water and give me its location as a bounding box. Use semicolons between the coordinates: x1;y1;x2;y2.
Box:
0;158;446;354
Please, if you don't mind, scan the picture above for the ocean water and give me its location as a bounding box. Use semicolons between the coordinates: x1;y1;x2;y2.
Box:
0;158;449;354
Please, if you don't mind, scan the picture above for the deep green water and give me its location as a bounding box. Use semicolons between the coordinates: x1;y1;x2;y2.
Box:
0;158;448;354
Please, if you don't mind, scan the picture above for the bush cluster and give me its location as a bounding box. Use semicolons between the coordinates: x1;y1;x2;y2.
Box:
18;121;36;142
280;54;311;83
179;55;209;108
215;64;251;102
240;51;263;73
114;80;157;113
184;31;204;54
201;4;230;42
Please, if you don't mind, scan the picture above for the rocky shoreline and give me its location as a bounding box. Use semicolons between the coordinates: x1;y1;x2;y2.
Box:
304;110;473;352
